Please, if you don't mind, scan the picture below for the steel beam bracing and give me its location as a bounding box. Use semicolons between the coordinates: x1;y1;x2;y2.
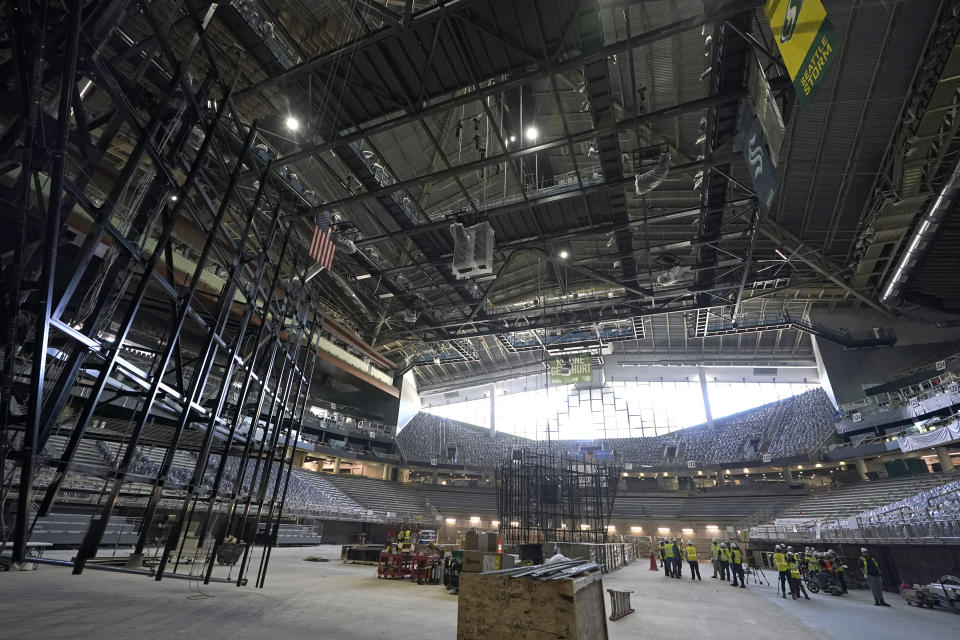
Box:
0;1;336;587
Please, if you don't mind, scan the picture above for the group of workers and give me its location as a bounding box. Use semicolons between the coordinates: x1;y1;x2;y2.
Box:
770;545;890;606
657;538;746;587
656;539;891;607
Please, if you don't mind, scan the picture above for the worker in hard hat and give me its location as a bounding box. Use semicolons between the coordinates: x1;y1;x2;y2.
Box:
710;538;720;579
787;548;809;600
685;540;701;581
859;548;889;606
773;544;789;599
662;538;675;577
729;542;745;588
718;542;730;581
672;539;683;579
829;549;848;594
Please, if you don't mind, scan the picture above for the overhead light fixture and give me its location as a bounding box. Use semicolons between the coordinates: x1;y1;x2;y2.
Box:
630;526;642;532
525;126;538;141
657;527;670;533
706;525;719;532
470;516;481;523
169;194;178;201
815;463;823;468
285;116;300;131
491;520;500;527
509;135;516;142
682;528;694;534
355;273;372;280
445;518;456;524
558;250;569;259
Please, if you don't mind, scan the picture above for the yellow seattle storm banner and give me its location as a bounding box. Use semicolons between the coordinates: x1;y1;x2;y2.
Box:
764;0;840;106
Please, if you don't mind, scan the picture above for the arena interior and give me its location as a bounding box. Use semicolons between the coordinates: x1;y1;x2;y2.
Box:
2;0;960;638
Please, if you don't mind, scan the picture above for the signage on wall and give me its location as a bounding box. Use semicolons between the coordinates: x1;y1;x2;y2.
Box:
763;0;841;106
686;460;696;469
762;453;773;463
852;412;862;422
549;355;592;384
936;360;947;371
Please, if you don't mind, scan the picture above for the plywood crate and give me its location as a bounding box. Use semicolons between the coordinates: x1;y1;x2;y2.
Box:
457;569;608;640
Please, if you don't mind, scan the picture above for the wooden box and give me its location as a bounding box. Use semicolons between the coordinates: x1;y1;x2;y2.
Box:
457;569;608;640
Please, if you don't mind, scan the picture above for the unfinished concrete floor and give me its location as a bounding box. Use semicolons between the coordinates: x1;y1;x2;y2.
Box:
0;546;956;639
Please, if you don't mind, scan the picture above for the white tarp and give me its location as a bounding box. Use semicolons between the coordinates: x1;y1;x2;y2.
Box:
898;420;960;452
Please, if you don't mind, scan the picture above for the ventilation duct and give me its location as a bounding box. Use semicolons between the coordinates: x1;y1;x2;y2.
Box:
330;230;357;255
634;152;670;195
880;157;960;305
450;221;495;278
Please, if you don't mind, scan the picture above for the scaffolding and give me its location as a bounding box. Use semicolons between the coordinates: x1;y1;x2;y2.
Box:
496;450;620;547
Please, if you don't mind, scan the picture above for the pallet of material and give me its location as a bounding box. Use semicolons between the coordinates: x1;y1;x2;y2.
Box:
457;565;608;639
541;542;636;573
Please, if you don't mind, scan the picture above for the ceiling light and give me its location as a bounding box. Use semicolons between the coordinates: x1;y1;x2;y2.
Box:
658;527;670;533
525;126;538;141
491;520;500;527
355;273;372;280
285;116;300;131
509;135;516;142
559;250;569;259
169;194;178;202
470;516;480;523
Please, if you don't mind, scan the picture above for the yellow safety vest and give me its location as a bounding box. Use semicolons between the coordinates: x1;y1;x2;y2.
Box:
659;544;665;559
731;548;742;564
773;552;788;572
787;555;801;578
807;558;819;572
664;544;674;558
711;542;719;559
720;547;730;562
686;545;698;561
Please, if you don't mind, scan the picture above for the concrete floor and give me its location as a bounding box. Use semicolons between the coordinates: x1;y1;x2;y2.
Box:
0;547;956;639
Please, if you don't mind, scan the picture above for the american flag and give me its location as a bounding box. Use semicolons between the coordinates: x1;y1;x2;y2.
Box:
309;224;336;270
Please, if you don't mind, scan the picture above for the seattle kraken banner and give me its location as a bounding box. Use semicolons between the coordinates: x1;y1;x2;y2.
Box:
764;0;841;106
740;108;779;217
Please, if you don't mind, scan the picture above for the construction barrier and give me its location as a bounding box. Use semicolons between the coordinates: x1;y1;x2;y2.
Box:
607;588;635;621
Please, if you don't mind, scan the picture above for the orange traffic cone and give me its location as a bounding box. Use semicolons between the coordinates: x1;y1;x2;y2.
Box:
649;551;658;571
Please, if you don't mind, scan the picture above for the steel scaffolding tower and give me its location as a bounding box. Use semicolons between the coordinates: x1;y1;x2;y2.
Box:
0;0;323;587
496;449;620;547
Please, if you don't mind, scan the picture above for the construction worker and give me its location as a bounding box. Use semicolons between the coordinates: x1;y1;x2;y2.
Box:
662;538;675;577
829;549;848;593
710;538;720;578
787;548;809;600
859;548;890;607
672;539;683;579
805;548;819;583
729;542;746;588
686;540;701;581
718;542;730;581
773;545;789;599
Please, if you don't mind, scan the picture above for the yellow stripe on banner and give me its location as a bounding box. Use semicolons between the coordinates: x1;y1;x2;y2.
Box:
764;0;828;79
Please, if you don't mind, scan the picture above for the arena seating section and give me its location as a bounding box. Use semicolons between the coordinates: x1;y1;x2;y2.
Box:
397;389;838;467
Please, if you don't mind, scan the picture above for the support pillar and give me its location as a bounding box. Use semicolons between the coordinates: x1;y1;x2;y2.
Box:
332;457;341;474
936;448;954;471
783;467;793;485
697;366;715;429
489;383;496;437
382;464;390;480
855;458;869;481
431;470;439;485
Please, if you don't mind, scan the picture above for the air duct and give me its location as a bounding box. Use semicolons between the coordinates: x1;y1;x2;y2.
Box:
880;157;960;305
634;152;670;195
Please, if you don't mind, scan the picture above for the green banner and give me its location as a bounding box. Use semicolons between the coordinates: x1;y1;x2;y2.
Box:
764;0;841;107
791;19;839;106
549;355;592;385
